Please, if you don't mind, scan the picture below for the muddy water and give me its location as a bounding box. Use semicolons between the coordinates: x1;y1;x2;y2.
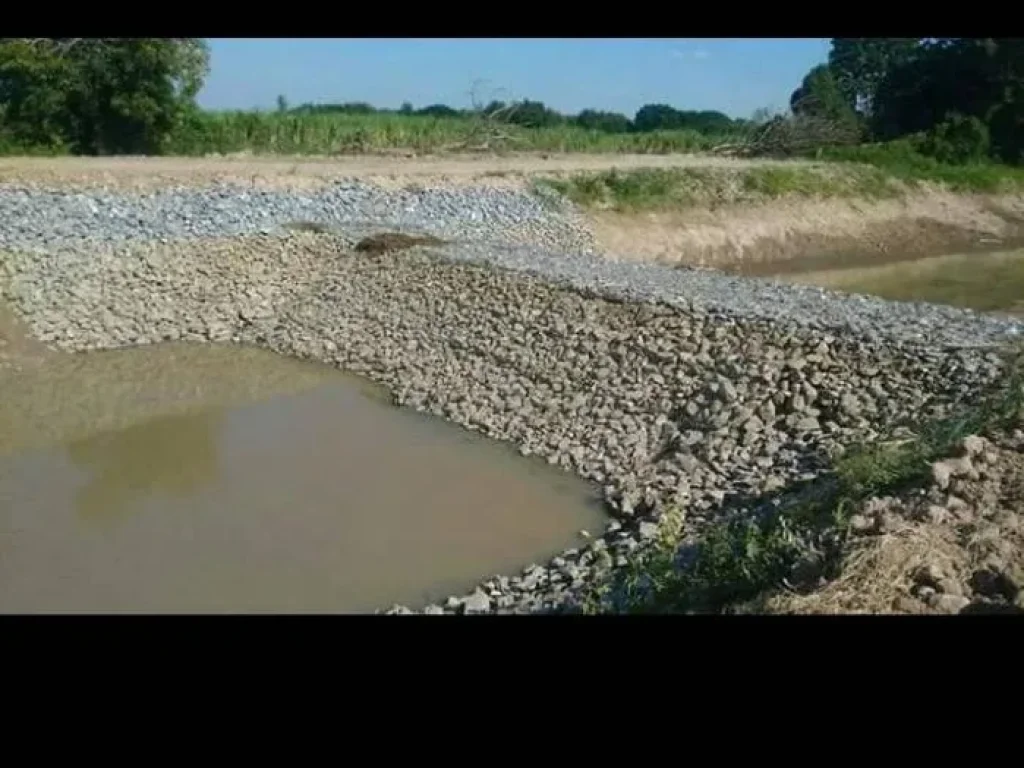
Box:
766;247;1024;317
0;341;604;614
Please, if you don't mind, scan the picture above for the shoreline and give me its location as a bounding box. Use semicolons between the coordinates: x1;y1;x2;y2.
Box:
2;174;1023;614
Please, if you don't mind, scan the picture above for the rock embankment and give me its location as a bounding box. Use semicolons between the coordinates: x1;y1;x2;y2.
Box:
2;178;1023;613
764;432;1024;615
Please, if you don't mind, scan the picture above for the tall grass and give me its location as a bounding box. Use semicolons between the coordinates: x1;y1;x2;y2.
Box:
164;110;744;156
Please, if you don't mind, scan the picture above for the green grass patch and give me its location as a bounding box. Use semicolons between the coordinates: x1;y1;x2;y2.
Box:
536;148;1024;213
537;165;904;212
583;349;1024;615
819;141;1024;193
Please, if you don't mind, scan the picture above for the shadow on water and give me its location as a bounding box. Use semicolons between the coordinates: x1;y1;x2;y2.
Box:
65;409;223;525
0;329;605;614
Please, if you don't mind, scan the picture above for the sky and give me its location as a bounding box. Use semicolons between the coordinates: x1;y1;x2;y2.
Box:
198;38;832;120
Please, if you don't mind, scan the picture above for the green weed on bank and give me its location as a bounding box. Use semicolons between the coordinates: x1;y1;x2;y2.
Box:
582;349;1024;615
818;141;1024;193
536;165;904;212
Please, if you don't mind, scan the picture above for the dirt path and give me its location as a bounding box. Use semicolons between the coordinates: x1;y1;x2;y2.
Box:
0;152;814;191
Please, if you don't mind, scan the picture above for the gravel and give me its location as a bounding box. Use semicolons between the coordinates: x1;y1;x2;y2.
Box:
1;177;1022;614
2;179;1018;350
0;181;597;256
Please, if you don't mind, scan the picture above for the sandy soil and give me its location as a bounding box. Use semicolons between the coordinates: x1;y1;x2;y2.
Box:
0;152;813;191
588;190;1024;272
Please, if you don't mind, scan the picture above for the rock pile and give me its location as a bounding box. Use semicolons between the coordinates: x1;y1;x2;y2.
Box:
2;179;1022;613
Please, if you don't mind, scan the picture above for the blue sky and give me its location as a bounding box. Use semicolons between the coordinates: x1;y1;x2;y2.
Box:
198;39;831;120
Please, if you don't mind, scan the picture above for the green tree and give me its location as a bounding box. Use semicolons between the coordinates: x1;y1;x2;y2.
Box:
789;64;861;138
505;99;564;128
678;110;735;133
871;38;1024;163
828;38;921;115
573;108;632;133
0;38;209;155
416;103;460;118
633;104;684;132
791;66;848;117
0;38;78;150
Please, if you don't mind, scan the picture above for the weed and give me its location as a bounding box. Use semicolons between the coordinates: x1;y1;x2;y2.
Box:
587;348;1024;614
538;165;904;212
819;141;1024;193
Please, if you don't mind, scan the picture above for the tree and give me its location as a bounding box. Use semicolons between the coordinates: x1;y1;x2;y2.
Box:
633;103;683;132
862;38;1024;164
276;94;288;113
505;99;563;128
828;38;921;115
399;101;413;115
416;103;461;118
679;110;735;133
0;38;78;149
573;109;632;133
0;37;210;154
789;64;861;135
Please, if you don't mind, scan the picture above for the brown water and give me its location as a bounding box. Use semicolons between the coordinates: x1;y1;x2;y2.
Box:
767;247;1024;317
0;342;603;614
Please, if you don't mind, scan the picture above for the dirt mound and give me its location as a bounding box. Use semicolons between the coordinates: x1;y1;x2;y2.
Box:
354;232;448;254
767;431;1024;615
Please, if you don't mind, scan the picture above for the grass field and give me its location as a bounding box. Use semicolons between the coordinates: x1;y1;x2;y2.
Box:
162;111;743;156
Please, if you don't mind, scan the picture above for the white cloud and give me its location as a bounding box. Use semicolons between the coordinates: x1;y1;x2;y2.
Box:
692;49;710;60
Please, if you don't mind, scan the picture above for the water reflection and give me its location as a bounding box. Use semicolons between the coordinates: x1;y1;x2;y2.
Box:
65;408;223;525
0;336;604;613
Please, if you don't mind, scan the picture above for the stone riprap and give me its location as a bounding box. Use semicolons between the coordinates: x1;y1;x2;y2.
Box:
0;181;597;256
2;179;1023;614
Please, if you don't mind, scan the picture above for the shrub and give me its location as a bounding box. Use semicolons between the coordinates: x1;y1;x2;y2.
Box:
918;113;991;165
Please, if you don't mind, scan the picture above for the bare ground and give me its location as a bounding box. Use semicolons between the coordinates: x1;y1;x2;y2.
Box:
8;154;1022;277
0;152;815;192
586;190;1024;272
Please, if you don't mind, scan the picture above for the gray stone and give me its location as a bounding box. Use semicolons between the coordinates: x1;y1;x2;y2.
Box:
460;590;492;614
638;521;660;540
927;593;971;614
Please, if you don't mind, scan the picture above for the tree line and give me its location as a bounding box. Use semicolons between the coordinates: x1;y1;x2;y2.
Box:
1;37;1021;164
285;97;740;135
0;38;209;154
788;38;1023;164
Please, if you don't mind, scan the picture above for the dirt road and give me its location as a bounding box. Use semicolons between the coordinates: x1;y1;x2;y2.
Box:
0;152;813;191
